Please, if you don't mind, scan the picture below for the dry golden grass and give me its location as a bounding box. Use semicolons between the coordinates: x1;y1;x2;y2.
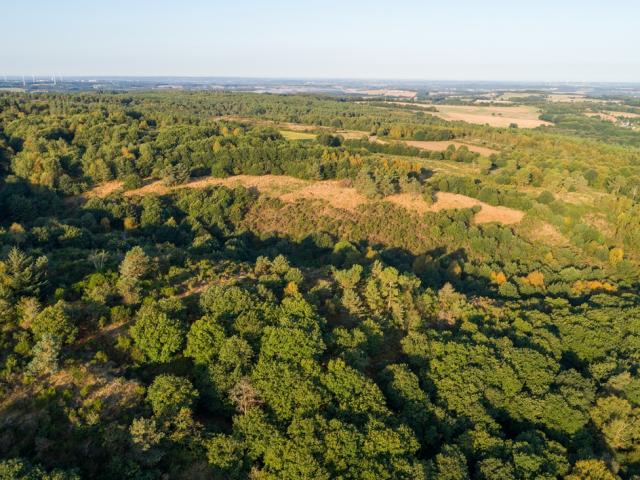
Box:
385;101;548;128
82;180;123;199
433;192;524;224
385;192;524;224
280;179;368;211
280;130;317;140
82;175;525;225
516;218;570;247
430;105;550;128
337;129;371;140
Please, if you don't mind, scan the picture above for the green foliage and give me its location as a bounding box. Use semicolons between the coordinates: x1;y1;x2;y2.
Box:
129;301;186;363
30;301;76;345
146;374;198;417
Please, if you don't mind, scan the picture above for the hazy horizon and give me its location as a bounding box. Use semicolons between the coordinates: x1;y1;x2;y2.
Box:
3;0;639;82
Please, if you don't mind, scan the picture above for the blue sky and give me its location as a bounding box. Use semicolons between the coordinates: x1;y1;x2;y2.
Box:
2;0;639;81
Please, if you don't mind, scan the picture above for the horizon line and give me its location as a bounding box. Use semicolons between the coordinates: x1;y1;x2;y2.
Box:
2;74;640;86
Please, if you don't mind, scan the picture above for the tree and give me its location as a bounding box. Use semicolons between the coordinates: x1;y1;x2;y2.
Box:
130;302;186;363
130;417;165;466
30;301;76;345
184;317;226;365
590;396;640;452
0;247;47;298
206;434;247;479
163;163;190;186
26;334;61;377
118;247;151;304
565;460;616;480
229;377;263;414
119;246;151;280
0;458;80;480
432;445;469;480
147;374;198;417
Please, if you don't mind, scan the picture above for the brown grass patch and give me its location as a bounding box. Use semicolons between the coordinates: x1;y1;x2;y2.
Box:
81;175;525;225
583;213;616;238
385;192;524;225
517;218;570;247
280;179;368;211
122;174;310;198
85;180;123;198
432;192;524;224
430;105;550;128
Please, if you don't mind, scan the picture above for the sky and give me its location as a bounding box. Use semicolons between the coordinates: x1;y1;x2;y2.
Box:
2;0;639;82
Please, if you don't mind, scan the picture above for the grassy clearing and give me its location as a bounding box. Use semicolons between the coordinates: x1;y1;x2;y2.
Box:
82;174;525;225
430;105;550;128
280;130;317;140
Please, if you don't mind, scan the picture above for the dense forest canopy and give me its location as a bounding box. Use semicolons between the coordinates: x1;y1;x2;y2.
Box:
0;90;640;479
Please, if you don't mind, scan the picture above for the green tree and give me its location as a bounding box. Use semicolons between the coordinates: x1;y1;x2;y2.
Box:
147;374;198;417
130;302;186;363
30;301;76;345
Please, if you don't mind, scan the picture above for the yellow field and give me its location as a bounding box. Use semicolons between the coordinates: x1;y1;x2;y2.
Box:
280;130;317;140
430;105;550;128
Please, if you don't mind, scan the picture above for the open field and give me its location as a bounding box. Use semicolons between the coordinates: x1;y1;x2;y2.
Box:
280;130;317;140
384;101;548;128
429;105;551;128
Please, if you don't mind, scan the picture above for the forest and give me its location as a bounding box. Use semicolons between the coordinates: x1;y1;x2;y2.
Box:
0;90;640;479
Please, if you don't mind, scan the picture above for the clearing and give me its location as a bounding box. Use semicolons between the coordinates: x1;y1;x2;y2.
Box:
429;105;550;128
385;192;524;224
81;175;525;225
385;102;549;128
280;130;317;140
